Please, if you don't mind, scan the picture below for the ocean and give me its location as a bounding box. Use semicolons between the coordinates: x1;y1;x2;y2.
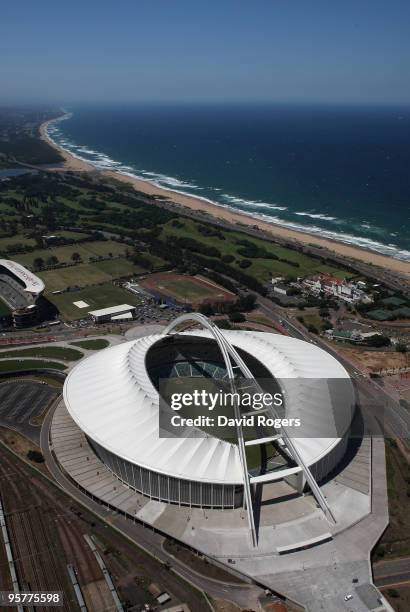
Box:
47;103;410;261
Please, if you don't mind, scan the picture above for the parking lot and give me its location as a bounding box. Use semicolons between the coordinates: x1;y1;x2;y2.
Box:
0;380;60;441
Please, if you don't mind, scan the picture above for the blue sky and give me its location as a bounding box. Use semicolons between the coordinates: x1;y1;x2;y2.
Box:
1;0;410;104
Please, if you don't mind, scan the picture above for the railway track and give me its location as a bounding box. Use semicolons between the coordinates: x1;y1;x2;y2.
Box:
0;447;80;611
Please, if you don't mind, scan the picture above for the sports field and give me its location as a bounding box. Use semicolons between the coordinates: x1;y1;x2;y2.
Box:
140;272;235;306
38;258;147;293
12;240;128;268
47;282;142;320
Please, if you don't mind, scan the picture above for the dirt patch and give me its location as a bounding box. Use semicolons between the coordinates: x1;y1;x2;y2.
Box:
374;440;410;560
211;599;242;612
337;347;410;373
382;585;410;612
140;272;235;307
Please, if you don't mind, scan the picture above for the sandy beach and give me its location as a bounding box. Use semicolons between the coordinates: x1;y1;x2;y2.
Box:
40;118;410;278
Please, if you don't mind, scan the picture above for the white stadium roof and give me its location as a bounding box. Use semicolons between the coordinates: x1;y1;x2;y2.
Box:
0;259;45;295
63;330;355;485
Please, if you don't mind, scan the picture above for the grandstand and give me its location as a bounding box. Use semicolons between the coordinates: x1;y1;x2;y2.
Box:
0;259;45;328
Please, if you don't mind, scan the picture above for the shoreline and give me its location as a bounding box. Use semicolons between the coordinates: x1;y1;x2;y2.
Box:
39;117;410;278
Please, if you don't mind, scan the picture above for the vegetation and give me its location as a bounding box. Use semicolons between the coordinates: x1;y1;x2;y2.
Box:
0;299;11;316
48;283;142;320
0;346;83;361
0;108;63;165
162;218;353;283
374;440;410;559
27;449;45;463
0;112;356;325
0;360;67;372
70;339;110;350
366;334;391;348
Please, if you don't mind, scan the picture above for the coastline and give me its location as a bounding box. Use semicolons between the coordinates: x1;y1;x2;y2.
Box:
39;117;410;278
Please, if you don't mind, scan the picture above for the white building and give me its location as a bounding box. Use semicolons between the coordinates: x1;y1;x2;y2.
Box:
303;274;372;304
88;303;136;323
64;317;355;509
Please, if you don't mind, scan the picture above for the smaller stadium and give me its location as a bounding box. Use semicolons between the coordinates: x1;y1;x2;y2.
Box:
0;259;45;328
140;272;236;310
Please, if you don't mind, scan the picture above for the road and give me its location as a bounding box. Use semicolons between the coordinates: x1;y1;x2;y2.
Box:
258;296;410;445
35;297;409;610
40;403;264;610
374;557;410;587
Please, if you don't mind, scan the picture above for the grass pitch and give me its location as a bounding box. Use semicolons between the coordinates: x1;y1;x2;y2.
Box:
141;272;235;305
48;282;142;320
0;346;83;361
38;258;146;293
0;359;67;372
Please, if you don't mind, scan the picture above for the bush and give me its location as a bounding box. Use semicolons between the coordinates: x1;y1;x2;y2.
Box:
229;311;246;323
215;319;232;329
234;293;257;312
367;334;391;348
307;324;318;334
27;450;44;463
239;259;251;269
221;254;235;263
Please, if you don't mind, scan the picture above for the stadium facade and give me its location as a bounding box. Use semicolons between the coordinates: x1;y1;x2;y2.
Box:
63;314;356;526
0;259;45;327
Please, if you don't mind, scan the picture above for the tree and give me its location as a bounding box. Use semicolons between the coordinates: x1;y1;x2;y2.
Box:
367;334;391;348
33;257;44;270
34;234;44;248
71;252;81;263
395;342;408;353
27;450;44;463
234;293;257;312
229;311;246;323
199;303;215;316
47;255;59;267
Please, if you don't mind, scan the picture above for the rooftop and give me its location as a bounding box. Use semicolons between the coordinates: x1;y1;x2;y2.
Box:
88;304;136;317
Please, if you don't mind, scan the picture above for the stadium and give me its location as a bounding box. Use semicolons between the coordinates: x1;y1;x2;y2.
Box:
63;313;356;540
0;259;45;327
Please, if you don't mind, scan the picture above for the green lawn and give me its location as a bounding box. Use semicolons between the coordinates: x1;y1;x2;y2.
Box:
0;346;83;361
48;283;142;320
162;219;353;282
38;258;145;293
300;313;323;330
0;359;67;372
12;240;128;268
0;231;90;253
0;234;37;250
70;339;110;350
92;258;147;277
